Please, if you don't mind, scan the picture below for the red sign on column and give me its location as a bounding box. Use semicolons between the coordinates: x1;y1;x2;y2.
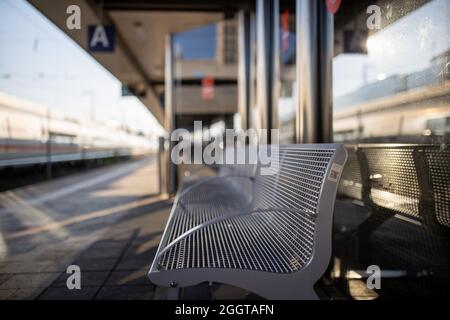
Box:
325;0;342;14
281;10;289;53
201;76;215;101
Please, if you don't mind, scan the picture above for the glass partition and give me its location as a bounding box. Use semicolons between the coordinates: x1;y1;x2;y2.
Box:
333;0;450;144
332;0;450;300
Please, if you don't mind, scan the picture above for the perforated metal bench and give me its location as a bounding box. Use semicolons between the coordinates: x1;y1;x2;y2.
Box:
338;144;450;235
148;144;347;299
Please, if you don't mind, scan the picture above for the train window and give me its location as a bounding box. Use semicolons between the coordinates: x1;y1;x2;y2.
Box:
426;116;450;136
333;0;450;144
49;133;77;145
277;2;296;144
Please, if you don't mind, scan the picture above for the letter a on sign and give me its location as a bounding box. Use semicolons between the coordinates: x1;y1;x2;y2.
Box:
88;25;115;52
325;0;341;14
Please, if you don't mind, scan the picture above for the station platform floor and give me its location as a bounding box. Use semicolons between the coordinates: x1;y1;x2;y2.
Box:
0;157;261;299
0;157;167;299
1;155;379;300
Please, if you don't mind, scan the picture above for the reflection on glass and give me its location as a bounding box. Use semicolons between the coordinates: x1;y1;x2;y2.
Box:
333;0;450;144
332;0;450;300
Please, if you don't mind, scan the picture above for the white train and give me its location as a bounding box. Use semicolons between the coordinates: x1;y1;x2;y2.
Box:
0;92;155;168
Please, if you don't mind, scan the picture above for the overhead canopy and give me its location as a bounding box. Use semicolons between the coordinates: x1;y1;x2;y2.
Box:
28;0;254;125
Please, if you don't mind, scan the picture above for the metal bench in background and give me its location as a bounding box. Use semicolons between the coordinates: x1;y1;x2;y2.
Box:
335;144;450;297
338;144;450;236
148;144;347;300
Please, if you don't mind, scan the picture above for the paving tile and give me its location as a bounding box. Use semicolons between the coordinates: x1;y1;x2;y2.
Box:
105;269;151;286
152;286;168;300
0;160;172;300
115;258;150;271
183;283;212;299
37;286;100;300
72;258;118;271
95;285;154;300
89;239;128;249
123;242;158;260
33;250;81;261
50;271;110;288
0;274;13;286
40;259;75;273
211;284;261;300
348;280;379;300
0;287;43;300
76;247;124;260
0;260;55;274
105;231;135;242
1;273;60;289
0;289;15;299
2;241;39;255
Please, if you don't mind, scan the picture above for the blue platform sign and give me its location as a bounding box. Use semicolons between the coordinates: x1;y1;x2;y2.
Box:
88;25;115;52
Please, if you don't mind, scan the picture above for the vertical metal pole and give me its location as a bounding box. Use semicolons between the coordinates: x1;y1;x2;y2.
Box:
165;34;176;195
256;0;274;137
248;13;257;129
157;136;164;195
237;10;251;131
296;0;318;143
272;0;280;132
46;110;52;179
296;0;334;143
318;0;334;143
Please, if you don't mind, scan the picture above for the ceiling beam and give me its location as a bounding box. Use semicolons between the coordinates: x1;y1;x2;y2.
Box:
99;0;254;12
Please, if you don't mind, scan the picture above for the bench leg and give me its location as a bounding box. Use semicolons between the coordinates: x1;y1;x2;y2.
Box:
167;287;181;300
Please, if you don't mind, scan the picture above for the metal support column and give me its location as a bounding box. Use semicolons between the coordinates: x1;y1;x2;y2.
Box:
165;34;176;195
46;109;52;179
272;0;280;134
296;0;334;143
256;0;275;137
318;0;334;143
157;136;165;195
237;10;251;131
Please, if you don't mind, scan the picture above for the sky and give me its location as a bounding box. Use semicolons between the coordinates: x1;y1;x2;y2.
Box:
174;24;216;60
0;0;164;137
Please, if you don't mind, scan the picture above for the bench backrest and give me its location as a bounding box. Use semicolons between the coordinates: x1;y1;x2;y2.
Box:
221;144;347;215
337;146;363;201
424;146;450;229
252;146;339;212
248;144;347;272
219;146;258;198
219;146;257;177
